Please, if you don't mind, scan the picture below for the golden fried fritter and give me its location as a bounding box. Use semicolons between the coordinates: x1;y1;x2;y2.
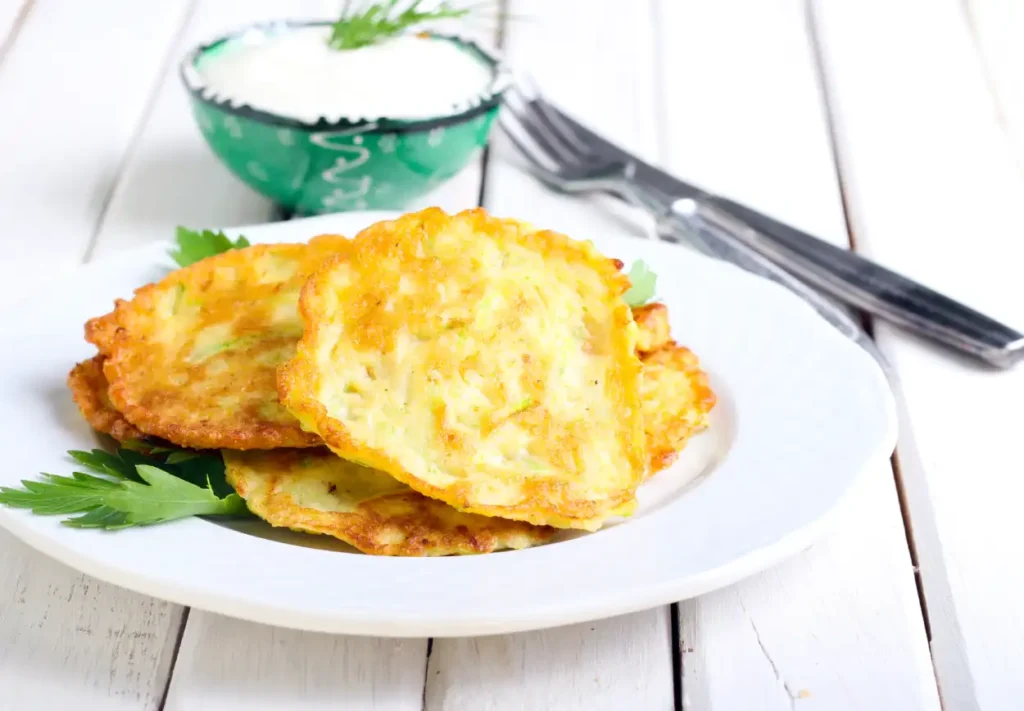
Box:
640;344;716;474
280;208;646;531
631;303;716;473
67;356;144;443
632;303;672;353
102;235;348;450
224;449;556;556
73;299;667;448
84;312;119;354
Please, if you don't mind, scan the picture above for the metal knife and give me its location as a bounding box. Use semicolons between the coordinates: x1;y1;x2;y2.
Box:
539;98;1024;369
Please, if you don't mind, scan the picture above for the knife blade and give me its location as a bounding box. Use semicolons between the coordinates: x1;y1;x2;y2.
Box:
535;98;1024;368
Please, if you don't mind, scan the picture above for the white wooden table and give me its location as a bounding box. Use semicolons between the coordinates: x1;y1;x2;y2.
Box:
1;1;1021;709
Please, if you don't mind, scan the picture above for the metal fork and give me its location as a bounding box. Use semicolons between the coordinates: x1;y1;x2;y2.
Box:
498;88;881;360
498;82;1024;369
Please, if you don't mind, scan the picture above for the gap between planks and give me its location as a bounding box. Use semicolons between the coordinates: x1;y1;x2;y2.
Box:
0;0;33;69
802;0;935;645
81;0;200;263
157;608;191;711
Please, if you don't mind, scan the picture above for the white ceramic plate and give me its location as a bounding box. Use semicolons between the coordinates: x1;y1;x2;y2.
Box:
0;211;896;637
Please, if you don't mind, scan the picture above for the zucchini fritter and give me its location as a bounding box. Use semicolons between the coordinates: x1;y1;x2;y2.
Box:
84;312;119;354
224;449;555;556
632;303;672;353
67;356;144;443
280;208;647;531
640;344;716;474
102;235;347;450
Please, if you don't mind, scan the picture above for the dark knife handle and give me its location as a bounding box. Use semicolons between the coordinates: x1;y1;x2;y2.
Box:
536;97;1024;367
678;199;1024;369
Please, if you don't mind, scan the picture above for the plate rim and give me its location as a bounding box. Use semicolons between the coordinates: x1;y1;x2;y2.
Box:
0;211;897;637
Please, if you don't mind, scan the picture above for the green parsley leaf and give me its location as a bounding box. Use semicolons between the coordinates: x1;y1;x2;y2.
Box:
169;226;250;268
0;447;249;529
165;451;199;464
622;260;657;307
329;0;470;51
68;449;139;480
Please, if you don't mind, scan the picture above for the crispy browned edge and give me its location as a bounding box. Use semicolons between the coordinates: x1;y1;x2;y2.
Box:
101;242;329;450
67;355;144;443
278;207;647;530
225;450;557;556
84;310;120;355
632;303;672;353
641;344;716;473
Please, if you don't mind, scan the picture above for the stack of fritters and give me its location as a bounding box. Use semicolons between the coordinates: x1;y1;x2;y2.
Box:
70;208;715;555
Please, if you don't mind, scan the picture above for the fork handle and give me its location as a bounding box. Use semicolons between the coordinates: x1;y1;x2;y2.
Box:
673;199;1024;369
655;210;876;341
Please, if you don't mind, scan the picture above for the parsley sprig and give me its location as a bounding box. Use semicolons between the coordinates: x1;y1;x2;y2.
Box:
0;447;248;529
623;260;657;307
329;0;470;51
170;227;250;267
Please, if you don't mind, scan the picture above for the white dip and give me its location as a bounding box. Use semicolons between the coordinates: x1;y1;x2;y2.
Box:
197;27;495;123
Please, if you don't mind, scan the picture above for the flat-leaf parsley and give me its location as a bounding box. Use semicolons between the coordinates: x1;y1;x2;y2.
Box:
622;260;657;307
170;227;250;267
0;447;248;529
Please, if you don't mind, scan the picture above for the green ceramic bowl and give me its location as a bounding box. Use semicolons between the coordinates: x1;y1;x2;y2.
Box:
180;21;504;215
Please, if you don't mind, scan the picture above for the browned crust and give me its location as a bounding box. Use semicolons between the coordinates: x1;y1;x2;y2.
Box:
279;208;646;531
67;356;144;442
640;343;717;474
632;302;672;353
84;310;120;354
225;449;556;557
102;239;347;450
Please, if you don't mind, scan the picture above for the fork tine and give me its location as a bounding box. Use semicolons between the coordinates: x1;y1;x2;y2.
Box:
498;114;583;195
498;111;560;174
503;90;587;167
510;78;593;156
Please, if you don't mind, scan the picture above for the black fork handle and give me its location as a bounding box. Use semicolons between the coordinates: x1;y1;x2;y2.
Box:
678;199;1024;369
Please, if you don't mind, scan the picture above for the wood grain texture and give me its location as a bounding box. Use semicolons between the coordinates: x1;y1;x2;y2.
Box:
425;2;675;709
814;1;1024;709
90;0;301;258
965;0;1024;175
163;612;427;711
0;533;183;711
657;0;940;708
679;469;940;710
426;610;674;711
0;0;192;262
0;1;194;709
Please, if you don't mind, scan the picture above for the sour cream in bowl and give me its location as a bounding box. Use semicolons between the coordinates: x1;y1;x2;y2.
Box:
180;21;505;214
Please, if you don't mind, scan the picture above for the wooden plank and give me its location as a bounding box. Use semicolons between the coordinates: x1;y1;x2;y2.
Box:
163;613;427;711
813;1;1024;709
0;0;192;262
0;2;195;710
427;611;674;711
0;535;184;711
677;471;940;710
425;2;675;709
965;0;1024;174
90;0;297;257
654;1;942;708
